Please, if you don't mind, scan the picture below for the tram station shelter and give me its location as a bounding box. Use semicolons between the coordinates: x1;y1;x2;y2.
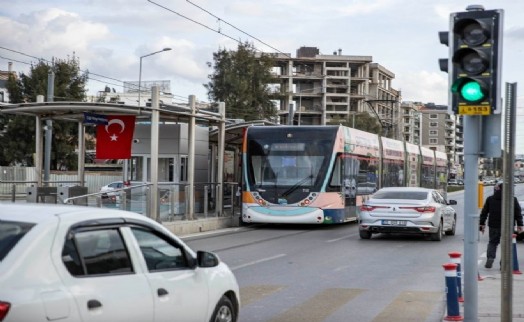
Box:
0;87;275;228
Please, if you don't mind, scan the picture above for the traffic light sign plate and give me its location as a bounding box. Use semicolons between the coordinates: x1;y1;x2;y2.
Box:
457;105;491;115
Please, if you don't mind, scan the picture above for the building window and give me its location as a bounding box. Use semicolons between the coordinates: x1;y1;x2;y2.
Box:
429;138;438;144
430;122;438;127
429;130;438;136
429;114;438;119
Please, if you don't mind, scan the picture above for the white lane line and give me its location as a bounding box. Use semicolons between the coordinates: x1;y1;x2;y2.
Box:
230;254;286;271
325;232;359;243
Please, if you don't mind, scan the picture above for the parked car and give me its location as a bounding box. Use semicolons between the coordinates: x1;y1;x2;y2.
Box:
482;178;496;185
99;181;125;198
0;204;240;322
358;187;458;241
448;179;459;185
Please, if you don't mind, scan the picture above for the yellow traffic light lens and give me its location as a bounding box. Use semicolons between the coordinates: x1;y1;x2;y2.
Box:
460;81;485;102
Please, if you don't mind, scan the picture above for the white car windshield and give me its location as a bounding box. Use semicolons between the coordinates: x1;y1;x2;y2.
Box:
372;191;428;200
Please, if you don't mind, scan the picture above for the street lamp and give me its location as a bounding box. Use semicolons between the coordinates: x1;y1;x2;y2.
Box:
138;47;172;106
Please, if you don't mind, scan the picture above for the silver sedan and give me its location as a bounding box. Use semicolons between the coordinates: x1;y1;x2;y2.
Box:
358;187;458;241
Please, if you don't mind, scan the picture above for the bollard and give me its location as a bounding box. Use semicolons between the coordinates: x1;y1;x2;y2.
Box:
513;234;522;275
443;263;463;321
448;252;463;302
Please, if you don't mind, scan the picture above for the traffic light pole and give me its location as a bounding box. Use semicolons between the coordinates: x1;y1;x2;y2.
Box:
463;115;481;322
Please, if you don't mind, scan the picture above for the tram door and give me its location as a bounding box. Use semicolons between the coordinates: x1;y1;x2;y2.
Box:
342;155;359;221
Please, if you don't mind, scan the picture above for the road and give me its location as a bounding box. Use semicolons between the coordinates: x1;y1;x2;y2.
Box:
183;190;461;321
184;184;524;322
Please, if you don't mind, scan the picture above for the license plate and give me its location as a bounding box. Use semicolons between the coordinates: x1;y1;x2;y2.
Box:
382;220;407;226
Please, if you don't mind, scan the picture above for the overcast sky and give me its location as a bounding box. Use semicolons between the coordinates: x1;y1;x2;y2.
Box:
2;0;524;152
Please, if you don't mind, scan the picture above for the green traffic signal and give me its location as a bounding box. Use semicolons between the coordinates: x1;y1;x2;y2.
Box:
451;77;487;103
460;80;485;102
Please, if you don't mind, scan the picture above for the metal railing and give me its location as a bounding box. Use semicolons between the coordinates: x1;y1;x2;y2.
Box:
1;179;240;222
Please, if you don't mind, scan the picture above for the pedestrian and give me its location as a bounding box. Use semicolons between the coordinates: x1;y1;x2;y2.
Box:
479;182;523;268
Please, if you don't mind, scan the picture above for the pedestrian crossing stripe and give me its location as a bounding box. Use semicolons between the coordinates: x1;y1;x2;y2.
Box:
371;291;442;322
240;285;284;307
239;286;444;322
267;288;364;322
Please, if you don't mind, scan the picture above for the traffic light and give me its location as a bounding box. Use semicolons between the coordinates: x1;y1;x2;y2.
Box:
439;6;503;115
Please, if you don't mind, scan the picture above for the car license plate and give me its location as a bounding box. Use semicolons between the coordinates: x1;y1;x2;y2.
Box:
382;220;406;226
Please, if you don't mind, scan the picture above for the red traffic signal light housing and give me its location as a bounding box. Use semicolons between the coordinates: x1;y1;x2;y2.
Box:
439;6;503;115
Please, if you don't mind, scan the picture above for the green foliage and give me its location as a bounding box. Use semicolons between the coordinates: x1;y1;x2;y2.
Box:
1;56;88;169
204;42;277;122
327;112;382;134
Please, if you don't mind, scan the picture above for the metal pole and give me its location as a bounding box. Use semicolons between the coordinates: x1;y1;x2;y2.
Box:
44;70;54;186
35;95;44;187
463;115;481;322
216;102;225;216
501;82;517;322
77;122;85;186
150;86;160;221
138;57;143;106
187;95;196;219
138;48;172;107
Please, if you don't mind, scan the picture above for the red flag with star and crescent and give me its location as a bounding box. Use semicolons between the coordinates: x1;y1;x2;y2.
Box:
96;115;136;159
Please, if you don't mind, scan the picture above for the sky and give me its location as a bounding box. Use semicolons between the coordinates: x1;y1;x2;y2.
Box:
1;0;524;152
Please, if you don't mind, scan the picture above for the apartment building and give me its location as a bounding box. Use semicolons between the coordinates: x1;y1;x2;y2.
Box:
265;47;401;133
417;103;465;178
0;62;15;103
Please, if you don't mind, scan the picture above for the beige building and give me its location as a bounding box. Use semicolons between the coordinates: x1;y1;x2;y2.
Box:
264;47;401;134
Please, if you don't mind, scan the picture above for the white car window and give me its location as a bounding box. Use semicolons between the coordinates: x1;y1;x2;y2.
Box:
131;228;189;271
62;228;133;276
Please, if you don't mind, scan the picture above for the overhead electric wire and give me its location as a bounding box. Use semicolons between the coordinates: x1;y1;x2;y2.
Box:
0;47;195;101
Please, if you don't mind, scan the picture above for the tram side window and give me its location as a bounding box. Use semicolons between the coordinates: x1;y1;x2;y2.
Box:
357;159;377;195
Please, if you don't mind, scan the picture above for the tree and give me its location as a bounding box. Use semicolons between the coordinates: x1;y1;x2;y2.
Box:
205;42;277;121
327;112;382;135
1;56;88;169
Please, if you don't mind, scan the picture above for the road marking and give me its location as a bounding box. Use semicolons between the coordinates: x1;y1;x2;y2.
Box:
325;232;359;243
267;288;364;322
371;291;442;322
240;285;285;307
230;254;286;271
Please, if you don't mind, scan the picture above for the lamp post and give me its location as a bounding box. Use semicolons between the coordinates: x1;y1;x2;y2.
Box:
138;47;172;106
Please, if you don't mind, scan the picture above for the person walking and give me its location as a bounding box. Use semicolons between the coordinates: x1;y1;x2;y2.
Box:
479;182;523;268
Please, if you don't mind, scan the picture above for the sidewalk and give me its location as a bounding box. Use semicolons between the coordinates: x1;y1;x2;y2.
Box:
455;264;524;321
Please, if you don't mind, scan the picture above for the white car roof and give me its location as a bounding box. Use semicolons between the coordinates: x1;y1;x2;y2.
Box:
375;187;435;193
0;203;150;224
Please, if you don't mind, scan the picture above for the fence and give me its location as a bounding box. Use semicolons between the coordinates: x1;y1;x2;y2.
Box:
0;166;240;221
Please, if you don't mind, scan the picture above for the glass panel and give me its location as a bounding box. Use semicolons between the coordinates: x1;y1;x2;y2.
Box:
131;228;188;271
75;229;133;276
0;221;35;261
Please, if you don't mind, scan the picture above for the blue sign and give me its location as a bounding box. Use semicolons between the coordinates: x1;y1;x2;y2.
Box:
83;112;108;125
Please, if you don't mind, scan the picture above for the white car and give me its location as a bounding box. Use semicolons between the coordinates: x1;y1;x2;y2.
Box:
358;187;458;241
100;181;125;197
0;204;240;322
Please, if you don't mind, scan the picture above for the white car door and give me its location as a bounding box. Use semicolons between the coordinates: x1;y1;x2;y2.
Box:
434;191;454;230
128;227;209;322
56;226;154;322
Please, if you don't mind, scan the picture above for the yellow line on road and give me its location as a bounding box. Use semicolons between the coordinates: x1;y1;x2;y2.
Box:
268;288;364;322
240;285;285;307
371;291;442;322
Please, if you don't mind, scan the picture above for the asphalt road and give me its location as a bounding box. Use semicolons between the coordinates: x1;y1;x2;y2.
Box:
183;191;478;321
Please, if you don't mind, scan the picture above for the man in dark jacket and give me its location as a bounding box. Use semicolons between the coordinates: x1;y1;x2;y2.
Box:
479;182;523;268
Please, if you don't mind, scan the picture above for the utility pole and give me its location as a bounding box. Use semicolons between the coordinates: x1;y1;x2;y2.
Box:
438;6;503;321
44;69;54;186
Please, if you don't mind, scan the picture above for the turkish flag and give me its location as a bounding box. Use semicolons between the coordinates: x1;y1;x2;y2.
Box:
96;115;136;159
